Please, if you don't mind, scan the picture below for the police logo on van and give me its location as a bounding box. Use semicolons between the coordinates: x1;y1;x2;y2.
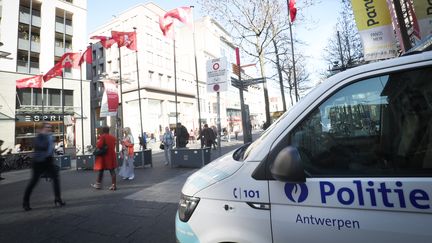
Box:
285;183;308;203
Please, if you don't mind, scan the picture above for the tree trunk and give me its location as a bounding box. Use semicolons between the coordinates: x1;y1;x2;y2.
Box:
259;52;271;128
273;39;287;112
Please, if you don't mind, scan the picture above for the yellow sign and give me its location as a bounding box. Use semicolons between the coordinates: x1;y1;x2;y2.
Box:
351;0;392;31
413;0;432;19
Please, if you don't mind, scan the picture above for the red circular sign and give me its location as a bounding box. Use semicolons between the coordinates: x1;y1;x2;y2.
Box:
213;84;220;92
212;63;220;70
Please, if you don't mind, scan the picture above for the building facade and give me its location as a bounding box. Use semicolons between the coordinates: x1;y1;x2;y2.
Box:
0;0;90;152
89;3;265;142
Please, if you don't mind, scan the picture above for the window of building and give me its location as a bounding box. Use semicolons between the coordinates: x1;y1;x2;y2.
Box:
64;90;73;106
16;88;32;106
48;89;61;106
288;67;432;177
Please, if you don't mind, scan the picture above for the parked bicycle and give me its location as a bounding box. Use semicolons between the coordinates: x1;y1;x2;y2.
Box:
1;153;32;172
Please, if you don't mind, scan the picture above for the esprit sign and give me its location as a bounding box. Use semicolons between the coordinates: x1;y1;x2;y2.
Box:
17;115;64;122
206;57;229;93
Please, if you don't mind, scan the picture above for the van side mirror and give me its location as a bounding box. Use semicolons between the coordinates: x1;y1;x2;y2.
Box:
270;146;306;183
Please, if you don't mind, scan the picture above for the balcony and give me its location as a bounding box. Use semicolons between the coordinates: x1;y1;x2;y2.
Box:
55;45;73;57
17;60;40;74
19;7;41;27
18;38;40;53
55;22;73;36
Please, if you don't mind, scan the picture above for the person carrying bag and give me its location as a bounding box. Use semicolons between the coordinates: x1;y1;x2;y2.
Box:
91;127;117;190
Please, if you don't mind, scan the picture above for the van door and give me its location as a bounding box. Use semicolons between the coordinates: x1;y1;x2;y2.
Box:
269;67;432;243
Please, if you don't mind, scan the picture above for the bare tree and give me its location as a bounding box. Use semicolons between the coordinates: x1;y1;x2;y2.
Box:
199;0;279;128
323;0;364;76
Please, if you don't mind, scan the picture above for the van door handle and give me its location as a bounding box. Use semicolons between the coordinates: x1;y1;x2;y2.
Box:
246;202;270;210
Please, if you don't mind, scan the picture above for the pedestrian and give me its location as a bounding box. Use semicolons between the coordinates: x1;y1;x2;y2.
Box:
119;127;135;180
211;125;218;150
234;125;239;140
175;123;189;148
189;129;196;144
91;127;117;190
0;140;8;180
198;124;215;148
23;122;65;211
139;132;147;150
162;127;174;166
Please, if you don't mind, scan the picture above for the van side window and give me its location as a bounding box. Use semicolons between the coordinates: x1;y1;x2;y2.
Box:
290;67;432;176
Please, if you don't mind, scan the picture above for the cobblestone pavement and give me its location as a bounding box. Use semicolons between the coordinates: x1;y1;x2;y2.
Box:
0;134;257;243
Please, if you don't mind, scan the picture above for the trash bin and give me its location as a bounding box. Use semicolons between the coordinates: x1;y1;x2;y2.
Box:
143;149;152;167
54;155;71;169
133;151;143;167
76;155;95;170
171;148;211;168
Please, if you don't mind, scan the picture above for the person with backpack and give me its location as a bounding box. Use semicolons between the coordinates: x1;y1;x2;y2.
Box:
91;126;117;190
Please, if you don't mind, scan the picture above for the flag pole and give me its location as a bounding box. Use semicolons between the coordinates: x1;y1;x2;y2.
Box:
288;20;298;102
41;83;44;119
287;2;298;102
173;34;179;146
133;27;144;151
190;6;202;138
79;50;85;155
61;69;65;149
118;46;124;137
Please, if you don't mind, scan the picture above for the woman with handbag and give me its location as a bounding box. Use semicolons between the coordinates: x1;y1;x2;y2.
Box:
162;127;174;166
119;127;135;180
91;126;117;190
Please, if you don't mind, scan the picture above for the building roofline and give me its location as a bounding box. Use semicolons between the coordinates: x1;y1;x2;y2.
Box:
89;2;166;35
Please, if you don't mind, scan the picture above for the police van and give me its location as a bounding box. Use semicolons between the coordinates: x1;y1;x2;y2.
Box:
176;50;432;243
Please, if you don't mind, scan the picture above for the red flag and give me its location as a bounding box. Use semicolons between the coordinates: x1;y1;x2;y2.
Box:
159;16;174;38
164;7;192;27
60;52;81;69
79;46;93;65
16;75;43;89
288;0;297;23
43;63;63;82
90;35;116;49
111;31;137;51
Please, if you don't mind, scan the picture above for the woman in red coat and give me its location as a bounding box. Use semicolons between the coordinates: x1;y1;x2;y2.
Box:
91;126;117;190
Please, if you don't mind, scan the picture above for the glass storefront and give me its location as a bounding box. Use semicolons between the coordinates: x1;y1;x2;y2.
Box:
15;87;75;152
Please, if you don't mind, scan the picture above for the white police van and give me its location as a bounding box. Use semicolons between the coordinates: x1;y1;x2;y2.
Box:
176;50;432;243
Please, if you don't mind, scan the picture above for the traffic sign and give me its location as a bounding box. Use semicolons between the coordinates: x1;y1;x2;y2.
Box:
206;57;229;93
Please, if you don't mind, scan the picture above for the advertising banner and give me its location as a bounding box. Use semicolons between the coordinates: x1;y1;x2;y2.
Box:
413;0;432;39
351;0;397;61
100;79;119;117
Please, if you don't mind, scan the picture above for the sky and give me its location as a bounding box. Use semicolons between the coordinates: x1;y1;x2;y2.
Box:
87;0;342;90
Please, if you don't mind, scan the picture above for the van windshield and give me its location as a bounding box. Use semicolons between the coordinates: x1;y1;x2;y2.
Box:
241;111;290;160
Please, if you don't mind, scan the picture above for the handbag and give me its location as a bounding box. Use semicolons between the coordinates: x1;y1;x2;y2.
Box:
93;138;107;156
159;142;165;150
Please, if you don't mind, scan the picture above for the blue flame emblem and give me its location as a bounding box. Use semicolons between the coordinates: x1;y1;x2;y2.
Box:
284;183;308;203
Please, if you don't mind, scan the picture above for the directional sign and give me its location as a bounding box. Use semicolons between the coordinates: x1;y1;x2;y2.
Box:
231;77;266;91
207;57;229;93
231;77;248;91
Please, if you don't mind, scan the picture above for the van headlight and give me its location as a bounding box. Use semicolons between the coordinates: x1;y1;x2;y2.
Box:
178;194;200;222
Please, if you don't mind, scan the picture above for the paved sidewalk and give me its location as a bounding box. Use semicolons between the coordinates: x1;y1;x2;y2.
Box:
0;136;252;243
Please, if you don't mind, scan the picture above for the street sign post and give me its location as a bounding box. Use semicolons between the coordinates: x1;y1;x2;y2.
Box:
207;57;230;155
